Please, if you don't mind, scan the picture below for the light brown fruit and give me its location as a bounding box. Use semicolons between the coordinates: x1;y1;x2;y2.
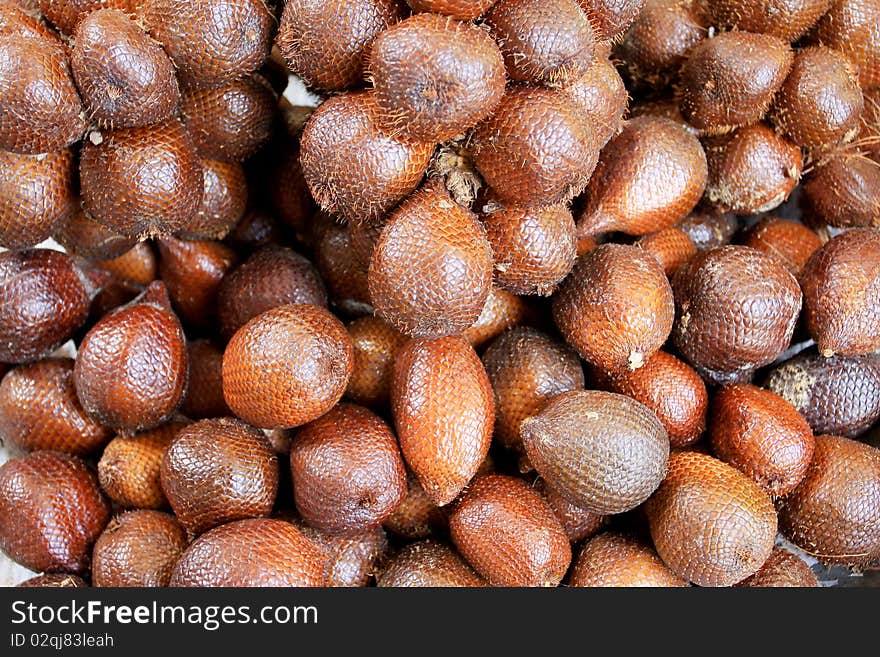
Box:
406;0;497;19
383;472;447;539
345;316;406;409
95;241;157;287
741;217;822;276
569;532;689;587
559;55;627;147
635;227;698;276
735;547;819;587
535;479;605;543
462;284;533;348
180;341;229;420
707;0;831;41
378;540;485;587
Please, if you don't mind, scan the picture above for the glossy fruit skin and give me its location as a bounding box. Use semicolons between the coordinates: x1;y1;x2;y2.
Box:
449;474;571;587
0;2;67;47
764;352;880;438
569;532;688;587
55;208;137;261
180;340;229;420
392;336;493;506
346;316;406;409
378;540;486;587
299;524;388;588
96;241;157;286
735;547;819;587
92;510;187;587
577;0;645;40
382;473;447;539
0;451;110;574
709;384;814;496
799;229;880;357
223;304;354;429
802;152;880;229
0;358;111;455
161;418;278;536
811;0;880;90
522;390;669;514
462;284;533;349
370;13;506;142
678;211;738;250
314;222;374;318
368;185;493;338
36;0;140;34
407;0;498;20
707;0;831;41
553;244;675;374
75;282;188;433
0;249;92;365
777;435;880;566
645;452;778;586
559;55;627;147
671;245;802;381
742;217;822;277
535;479;605;543
181;158;248;240
482;327;584;455
170;518;326;587
636;226;697;277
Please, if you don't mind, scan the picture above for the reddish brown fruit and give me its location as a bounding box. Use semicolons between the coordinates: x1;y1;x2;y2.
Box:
17;573;87;587
370;13;505;142
559;56;628;147
80;119;204;239
778;435;880;565
406;0;497;19
98;422;185;509
678;210;738;249
378;540;485;587
591;350;707;449
71;9;179;129
290;403;406;533
672;246;802;381
96;241;157;287
735;547;819;587
277;0;405;92
0;1;65;47
267;142;315;235
577;0;645;40
54;208;136;261
179;159;247;240
369;185;493;337
391;336;494;505
811;0;880;90
161;418;278;536
383;473;447;539
180;341;229;420
552;244;674;373
170;518;326;587
300;524;389;588
314;222;374;317
0;149;75;250
224;208;283;253
629;97;701;136
75;282;188;433
742;217;822;276
92;510;187;587
569;532;689;587
0;358;111;455
707;0;831;41
764;352;880;437
223;304;354;429
0;33;84;153
535;479;605;543
0;452;109;574
481;327;584;454
800;229;880;357
802;152;880;228
217;246;328;341
645;451;778;586
0;249;93;364
636;227;698;276
36;0;138;34
449;474;571;586
346;316;406;409
472;86;600;207
577;116;708;238
179;75;276;162
462;284;532;348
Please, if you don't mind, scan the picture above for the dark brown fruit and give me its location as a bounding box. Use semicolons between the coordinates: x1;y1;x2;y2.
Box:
709;384;814;496
383;472;447;538
346;316;406;409
636;227;698;276
222;304;354;429
179;75;276;162
370;13;505;142
368;185;493;338
16;573;87;587
552;244;674;373
36;0;138;34
521;390;669;513
559;55;627;147
764;352;880;437
645;451;777;586
314;222;374;317
702;123;803;214
576;116;708;238
300;91;434;223
0;249;93;367
802;152;880;229
0;451;109;574
92;510;187;587
482;201;577;296
277;0;405;92
741;217;822;277
679;32;792;133
98;422;185;509
141;0;273;89
0;149;75;250
0;358;111;454
735;546;819;587
161;418;278;536
800;229;880;357
462;284;532;348
535;479;605;543
267;141;315;235
778;435;880;566
672;246;802;380
449;474;571;586
569;532;689;587
300;524;388;588
392;337;493;507
485;0;596;86
224;207;283;253
71;9;178;129
290;403;406;533
74;281;188;433
378;540;485;587
170;518;326;587
678;210;738;249
0;33;84;153
406;0;497;19
179;159;247;240
707;0;831;41
95;241;157;286
54;208;136;261
811;0;880;90
180;340;229;419
591;350;707;449
80;119;203;239
481;327;584;454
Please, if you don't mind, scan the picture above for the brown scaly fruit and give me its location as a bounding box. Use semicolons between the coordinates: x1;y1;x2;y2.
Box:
735;546;819;587
377;540;486;587
568;532;689;587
